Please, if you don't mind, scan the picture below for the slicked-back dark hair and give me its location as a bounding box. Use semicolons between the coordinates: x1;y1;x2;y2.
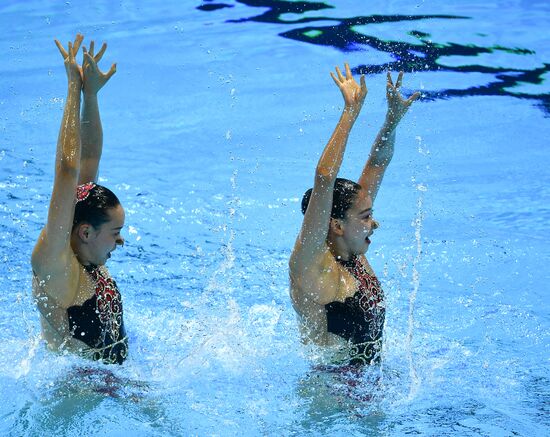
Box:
73;184;121;230
301;178;362;219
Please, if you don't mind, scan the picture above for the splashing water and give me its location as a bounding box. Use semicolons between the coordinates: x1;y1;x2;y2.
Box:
407;182;426;400
405;135;429;400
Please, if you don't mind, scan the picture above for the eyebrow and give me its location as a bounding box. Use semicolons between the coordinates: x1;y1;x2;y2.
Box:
111;226;124;231
358;208;372;215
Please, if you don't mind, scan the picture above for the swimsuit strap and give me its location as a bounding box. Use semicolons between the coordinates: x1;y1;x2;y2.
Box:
337;255;384;313
336;255;370;280
336;255;358;271
337;255;378;287
83;263;99;274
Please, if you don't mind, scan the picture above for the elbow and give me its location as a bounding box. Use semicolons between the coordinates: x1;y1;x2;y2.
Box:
56;160;79;177
369;158;390;169
314;166;336;184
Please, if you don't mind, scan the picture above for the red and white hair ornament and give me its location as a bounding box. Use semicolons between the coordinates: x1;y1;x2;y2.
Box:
76;182;96;203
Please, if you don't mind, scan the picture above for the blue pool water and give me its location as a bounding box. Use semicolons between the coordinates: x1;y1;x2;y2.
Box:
1;0;549;435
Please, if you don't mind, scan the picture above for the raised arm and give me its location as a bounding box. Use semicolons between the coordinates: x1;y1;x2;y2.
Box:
32;35;83;279
358;71;420;201
79;41;117;184
290;63;367;301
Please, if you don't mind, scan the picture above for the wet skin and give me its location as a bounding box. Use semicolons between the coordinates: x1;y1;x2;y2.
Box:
329;189;379;261
76;205;125;267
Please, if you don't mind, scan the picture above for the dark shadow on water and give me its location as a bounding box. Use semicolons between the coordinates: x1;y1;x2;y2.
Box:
198;0;550;115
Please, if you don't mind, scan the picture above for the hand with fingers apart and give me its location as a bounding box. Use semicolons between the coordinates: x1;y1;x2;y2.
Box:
82;40;117;96
385;71;421;127
54;34;84;86
330;62;367;118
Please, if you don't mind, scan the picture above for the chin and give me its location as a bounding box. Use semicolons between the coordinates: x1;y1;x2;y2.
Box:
96;257;108;266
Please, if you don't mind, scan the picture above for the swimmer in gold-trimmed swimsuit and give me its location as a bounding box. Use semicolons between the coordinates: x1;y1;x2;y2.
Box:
290;64;420;365
32;34;128;364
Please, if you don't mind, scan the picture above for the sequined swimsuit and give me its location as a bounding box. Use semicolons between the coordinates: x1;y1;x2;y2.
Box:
67;264;128;364
325;255;385;365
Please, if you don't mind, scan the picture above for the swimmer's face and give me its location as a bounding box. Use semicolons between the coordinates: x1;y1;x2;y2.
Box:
85;204;126;266
340;190;378;255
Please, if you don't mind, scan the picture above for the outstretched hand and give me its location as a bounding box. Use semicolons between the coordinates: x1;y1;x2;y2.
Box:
82;40;116;95
385;71;420;126
54;34;84;85
330;63;367;117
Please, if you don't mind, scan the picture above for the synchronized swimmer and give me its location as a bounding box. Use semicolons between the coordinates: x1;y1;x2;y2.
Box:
289;64;419;365
32;35;127;364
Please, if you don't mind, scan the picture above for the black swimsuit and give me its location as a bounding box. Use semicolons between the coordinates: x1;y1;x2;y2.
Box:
325;255;385;365
67;264;128;364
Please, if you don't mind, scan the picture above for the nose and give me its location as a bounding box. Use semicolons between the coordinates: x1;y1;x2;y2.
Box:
116;236;125;246
372;219;379;230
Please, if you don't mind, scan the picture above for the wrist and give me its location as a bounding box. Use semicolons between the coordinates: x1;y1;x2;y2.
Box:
343;106;360;122
82;89;99;99
383;114;400;130
68;80;82;93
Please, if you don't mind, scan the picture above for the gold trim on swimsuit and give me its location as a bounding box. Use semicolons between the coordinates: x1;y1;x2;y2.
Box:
81;336;129;365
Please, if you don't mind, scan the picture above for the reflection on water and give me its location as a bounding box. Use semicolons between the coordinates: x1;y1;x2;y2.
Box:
199;0;550;114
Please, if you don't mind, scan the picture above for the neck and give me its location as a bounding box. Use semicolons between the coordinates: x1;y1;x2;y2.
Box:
327;235;353;262
70;233;94;267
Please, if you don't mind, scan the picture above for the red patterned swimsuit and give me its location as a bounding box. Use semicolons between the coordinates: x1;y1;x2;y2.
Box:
67;264;128;364
325;255;385;365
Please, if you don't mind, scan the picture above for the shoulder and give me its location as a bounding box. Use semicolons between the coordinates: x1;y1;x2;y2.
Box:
290;249;343;307
32;247;81;308
289;242;337;276
31;227;72;275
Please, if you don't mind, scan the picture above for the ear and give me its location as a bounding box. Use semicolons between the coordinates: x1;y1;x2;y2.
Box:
77;223;93;242
329;218;345;236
